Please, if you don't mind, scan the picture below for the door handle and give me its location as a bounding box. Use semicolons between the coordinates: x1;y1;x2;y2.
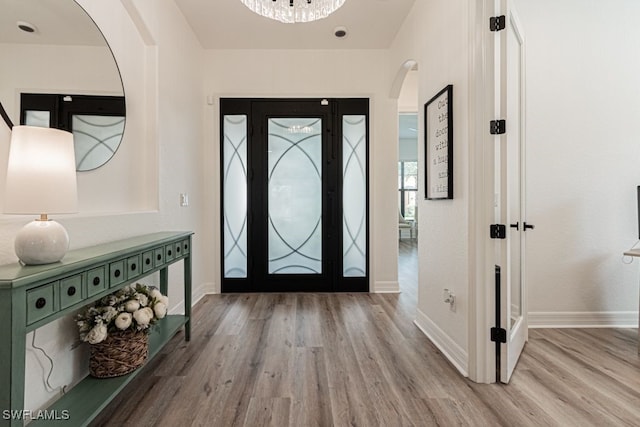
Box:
524;222;535;231
510;222;519;230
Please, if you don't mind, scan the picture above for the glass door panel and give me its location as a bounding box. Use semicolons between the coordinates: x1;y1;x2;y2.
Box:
223;115;248;278
342;115;366;277
268;118;323;274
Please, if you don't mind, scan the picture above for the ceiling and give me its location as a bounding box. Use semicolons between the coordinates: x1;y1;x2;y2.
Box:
174;0;416;49
0;0;416;50
0;0;106;46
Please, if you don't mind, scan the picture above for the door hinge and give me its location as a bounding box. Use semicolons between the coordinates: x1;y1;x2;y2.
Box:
490;224;506;239
491;327;507;343
490;119;506;135
490;15;506;32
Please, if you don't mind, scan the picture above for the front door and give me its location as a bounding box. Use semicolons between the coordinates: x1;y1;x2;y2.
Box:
221;98;369;292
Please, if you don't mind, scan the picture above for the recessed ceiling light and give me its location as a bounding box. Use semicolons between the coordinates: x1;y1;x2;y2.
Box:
334;26;348;39
17;21;37;33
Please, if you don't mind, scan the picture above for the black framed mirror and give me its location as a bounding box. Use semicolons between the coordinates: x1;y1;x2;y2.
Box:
0;0;125;171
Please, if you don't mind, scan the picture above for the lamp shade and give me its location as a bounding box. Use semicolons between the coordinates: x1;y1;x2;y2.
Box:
4;126;78;215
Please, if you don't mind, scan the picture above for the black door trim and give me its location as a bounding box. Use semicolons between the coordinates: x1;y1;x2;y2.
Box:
220;98;369;293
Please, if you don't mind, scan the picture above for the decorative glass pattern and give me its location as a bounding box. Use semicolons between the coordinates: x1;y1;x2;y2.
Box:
223;115;248;278
268;118;322;274
72;114;125;171
25;110;50;128
343;115;367;277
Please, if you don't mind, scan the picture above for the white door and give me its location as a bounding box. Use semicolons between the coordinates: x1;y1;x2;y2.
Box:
494;0;527;383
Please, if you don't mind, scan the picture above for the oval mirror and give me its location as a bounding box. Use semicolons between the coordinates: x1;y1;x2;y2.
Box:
0;0;125;171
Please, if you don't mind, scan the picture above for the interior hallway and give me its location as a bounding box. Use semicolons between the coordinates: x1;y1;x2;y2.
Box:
91;243;640;426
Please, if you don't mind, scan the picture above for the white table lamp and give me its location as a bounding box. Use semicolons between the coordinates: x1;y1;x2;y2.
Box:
4;126;78;265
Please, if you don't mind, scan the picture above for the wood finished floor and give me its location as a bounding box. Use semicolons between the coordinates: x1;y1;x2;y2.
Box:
92;240;640;426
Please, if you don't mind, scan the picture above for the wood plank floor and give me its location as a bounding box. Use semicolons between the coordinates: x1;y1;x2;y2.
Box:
91;241;640;426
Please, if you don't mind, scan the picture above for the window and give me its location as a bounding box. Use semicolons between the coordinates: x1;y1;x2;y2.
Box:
398;161;417;220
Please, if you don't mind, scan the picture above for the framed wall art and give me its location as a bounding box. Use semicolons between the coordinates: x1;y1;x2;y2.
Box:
424;84;453;200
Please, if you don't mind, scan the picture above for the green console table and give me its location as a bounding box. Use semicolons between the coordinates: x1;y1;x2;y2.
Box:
0;231;193;426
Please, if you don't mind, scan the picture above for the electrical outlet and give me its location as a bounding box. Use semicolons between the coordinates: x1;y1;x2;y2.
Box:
443;288;455;305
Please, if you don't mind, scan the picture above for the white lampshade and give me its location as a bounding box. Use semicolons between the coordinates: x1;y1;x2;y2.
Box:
4;126;78;265
4;126;78;214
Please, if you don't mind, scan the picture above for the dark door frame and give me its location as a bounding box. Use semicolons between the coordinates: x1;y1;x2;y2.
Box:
220;98;369;293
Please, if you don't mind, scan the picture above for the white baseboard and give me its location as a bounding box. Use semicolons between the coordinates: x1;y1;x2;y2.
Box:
169;300;185;315
529;311;639;328
169;282;216;315
192;281;216;305
414;309;468;377
199;281;218;296
374;281;400;293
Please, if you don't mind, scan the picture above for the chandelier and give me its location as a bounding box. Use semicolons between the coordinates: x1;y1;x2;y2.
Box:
240;0;346;24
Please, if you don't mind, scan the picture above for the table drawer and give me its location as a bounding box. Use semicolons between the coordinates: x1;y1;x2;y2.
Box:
142;250;154;273
109;260;126;288
27;282;57;325
165;243;175;262
60;275;83;309
181;239;190;255
153;247;165;268
127;255;141;280
87;266;106;297
175;240;184;258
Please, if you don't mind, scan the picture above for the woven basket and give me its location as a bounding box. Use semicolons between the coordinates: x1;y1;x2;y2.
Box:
89;330;149;378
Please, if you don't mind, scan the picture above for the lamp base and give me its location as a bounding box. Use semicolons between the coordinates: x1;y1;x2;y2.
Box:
14;219;70;265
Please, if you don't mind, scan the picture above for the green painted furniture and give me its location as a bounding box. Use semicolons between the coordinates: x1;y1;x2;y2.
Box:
0;231;193;426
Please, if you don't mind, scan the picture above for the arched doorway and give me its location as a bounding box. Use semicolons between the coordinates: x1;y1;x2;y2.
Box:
391;60;419;299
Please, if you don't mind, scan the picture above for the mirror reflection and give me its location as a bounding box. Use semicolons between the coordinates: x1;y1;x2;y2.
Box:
0;0;125;171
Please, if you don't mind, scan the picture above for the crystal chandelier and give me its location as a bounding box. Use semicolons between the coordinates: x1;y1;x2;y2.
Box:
240;0;346;24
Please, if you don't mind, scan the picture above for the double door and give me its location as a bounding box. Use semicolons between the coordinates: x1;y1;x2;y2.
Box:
221;98;369;292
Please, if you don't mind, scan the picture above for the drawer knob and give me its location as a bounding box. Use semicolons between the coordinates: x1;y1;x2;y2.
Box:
168;250;172;256
67;286;76;296
93;277;101;286
35;297;47;309
157;254;162;261
145;258;151;265
177;246;181;253
131;263;137;271
184;244;188;250
114;269;121;278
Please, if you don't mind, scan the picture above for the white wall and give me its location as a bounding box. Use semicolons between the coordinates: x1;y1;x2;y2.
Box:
390;0;473;375
398;69;418;113
514;0;640;326
203;48;400;293
0;0;207;412
398;70;418;162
